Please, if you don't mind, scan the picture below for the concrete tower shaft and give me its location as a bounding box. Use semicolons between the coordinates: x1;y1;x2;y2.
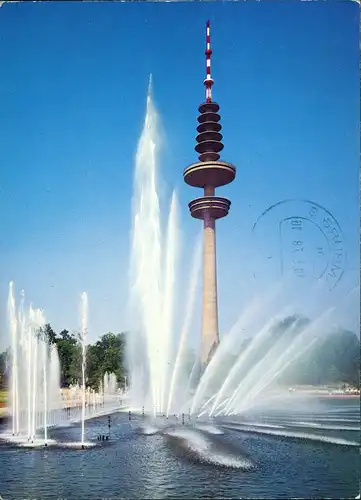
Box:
184;21;236;366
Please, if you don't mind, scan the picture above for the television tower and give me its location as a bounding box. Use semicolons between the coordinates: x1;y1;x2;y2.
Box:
184;21;236;366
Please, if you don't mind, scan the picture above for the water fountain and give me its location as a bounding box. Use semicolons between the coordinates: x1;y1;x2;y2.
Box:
103;372;118;396
5;282;62;445
2;285;125;447
80;291;88;450
127;79;357;425
3;79;356;452
128;77;202;416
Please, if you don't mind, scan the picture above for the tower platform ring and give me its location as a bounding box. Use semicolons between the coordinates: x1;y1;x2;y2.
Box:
188;196;231;220
195;140;224;155
196;131;223;143
198;102;220;114
197;112;220;124
184;161;236;188
197;121;222;134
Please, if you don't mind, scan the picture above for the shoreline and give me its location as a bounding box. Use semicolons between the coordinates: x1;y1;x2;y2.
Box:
318;394;360;399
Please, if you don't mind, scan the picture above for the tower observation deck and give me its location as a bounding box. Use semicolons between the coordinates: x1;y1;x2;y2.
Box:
184;21;236;366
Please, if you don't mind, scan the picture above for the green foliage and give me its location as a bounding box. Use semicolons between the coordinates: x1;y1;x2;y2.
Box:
0;352;6;389
41;325;126;389
54;329;82;387
42;323;57;344
86;333;126;390
0;348;11;390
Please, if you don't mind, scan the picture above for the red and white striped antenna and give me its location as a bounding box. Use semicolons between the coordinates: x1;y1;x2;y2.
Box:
204;20;214;103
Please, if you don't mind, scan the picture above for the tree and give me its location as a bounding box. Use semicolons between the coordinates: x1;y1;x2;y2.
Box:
86;343;103;390
55;329;82;387
0;351;7;389
42;323;57;344
85;332;126;390
96;333;126;384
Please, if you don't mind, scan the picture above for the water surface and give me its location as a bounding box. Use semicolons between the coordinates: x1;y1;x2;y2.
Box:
0;397;359;499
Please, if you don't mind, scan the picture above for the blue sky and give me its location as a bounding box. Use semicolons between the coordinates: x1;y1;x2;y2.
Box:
0;1;359;347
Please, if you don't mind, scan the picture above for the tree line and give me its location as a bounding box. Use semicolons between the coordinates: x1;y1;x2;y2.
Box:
0;315;359;390
0;325;126;391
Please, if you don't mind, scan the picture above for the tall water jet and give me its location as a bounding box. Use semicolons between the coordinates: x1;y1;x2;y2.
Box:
42;328;48;446
129;76;184;415
80;292;88;449
166;234;202;416
160;191;179;412
130;76;162;414
30;307;38;443
26;306;32;440
49;344;62;426
8;282;19;436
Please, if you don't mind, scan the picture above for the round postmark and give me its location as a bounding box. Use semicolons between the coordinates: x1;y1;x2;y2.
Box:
252;200;346;290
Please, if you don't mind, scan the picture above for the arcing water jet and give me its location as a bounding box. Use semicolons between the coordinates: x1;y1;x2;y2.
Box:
80;291;88;449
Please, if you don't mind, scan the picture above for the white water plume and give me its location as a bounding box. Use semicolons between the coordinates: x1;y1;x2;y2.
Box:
80;291;88;448
7;283;57;443
8;282;19;436
166;233;202;416
164;427;253;469
103;372;118;396
128;78;201;415
49;344;62;426
160;191;179;412
190;286;286;415
223;424;359;447
227;307;336;415
208;308;293;416
129;78;164;415
42;329;48;444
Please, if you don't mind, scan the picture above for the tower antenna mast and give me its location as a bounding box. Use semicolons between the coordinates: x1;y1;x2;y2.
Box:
204;20;214;103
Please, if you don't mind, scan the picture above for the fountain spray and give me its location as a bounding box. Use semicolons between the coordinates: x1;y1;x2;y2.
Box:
30;307;38;443
166;235;202;417
43;328;48;446
26;307;32;440
8;282;19;436
80;292;88;450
